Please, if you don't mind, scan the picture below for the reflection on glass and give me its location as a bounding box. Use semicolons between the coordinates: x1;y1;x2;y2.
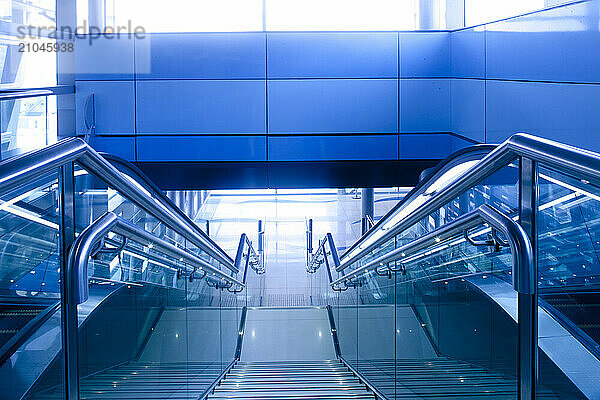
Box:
537;165;600;398
0;35;57;89
1;95;58;161
0;170;64;400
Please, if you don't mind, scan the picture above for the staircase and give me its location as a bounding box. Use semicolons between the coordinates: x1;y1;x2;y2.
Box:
30;361;225;399
208;360;376;399
351;357;560;399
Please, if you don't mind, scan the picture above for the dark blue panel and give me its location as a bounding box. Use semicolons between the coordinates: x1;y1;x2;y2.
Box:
267;32;398;78
74;35;134;80
400;79;450;133
136;80;266;134
399;134;451;159
486;80;600;152
268;79;398;134
451;28;485;79
136;136;267;161
89;136;136;161
268;135;398;161
486;1;600;83
450;135;476;152
135;33;266;79
75;81;135;135
451;79;485;143
399;32;450;78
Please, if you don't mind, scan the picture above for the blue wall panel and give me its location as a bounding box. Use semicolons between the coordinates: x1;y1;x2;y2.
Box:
451;79;485;143
268;135;398;161
267;32;398;78
136;80;266;134
89;136;136;161
450;135;476;152
486;1;600;83
268;79;398;134
399;32;450;77
451;28;485;79
75;36;134;80
486;80;600;152
75;81;135;135
400;79;450;133
137;136;267;161
135;33;266;79
399;134;451;159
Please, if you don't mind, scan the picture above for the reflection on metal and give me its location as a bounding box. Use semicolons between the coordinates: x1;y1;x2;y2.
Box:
307;233;338;284
235;306;248;360
332;205;534;293
464;226;508;253
65;211;247;399
235;233;265;279
519;157;539;400
361;188;374;235
340;144;495;266
83;94;95;144
91;235;127;259
340;133;600;272
331;204;536;399
0;89;53;100
69;212;244;305
58;161;78;400
325;305;341;358
0;137;236;273
306;218;313;266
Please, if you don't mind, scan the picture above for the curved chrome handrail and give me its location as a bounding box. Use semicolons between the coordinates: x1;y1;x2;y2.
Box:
332;204;534;294
331;204;536;400
100;151;233;266
0;138;236;272
338;133;600;271
340;144;495;264
307;233;339;285
69;212;244;304
234;233;265;286
0;89;54;100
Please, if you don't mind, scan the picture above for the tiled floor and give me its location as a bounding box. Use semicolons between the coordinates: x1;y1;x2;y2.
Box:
195;188;409;303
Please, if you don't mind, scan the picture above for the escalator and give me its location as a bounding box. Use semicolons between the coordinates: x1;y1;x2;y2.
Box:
0;139;254;400
0;298;59;365
2;132;600;400
305;134;600;399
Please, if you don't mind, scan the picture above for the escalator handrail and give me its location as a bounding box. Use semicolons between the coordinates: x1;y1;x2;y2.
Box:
307;233;339;283
69;211;244;305
0;301;60;366
338;133;600;271
0;138;237;273
339;144;496;264
332;204;535;295
100;152;233;267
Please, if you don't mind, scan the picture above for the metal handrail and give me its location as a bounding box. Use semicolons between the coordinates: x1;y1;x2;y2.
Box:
339;144;495;264
0;137;237;273
338;133;600;271
331;204;534;294
330;204;535;400
68;212;244;305
307;233;339;284
234;233;265;285
0;89;53;100
100;151;230;266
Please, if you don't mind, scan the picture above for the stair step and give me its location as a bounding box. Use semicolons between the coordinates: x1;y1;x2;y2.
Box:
208;360;374;400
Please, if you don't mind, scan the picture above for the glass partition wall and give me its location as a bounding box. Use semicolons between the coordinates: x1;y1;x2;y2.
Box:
331;148;599;400
0;141;247;400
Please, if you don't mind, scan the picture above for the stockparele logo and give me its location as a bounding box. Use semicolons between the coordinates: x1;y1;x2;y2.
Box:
17;20;146;44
